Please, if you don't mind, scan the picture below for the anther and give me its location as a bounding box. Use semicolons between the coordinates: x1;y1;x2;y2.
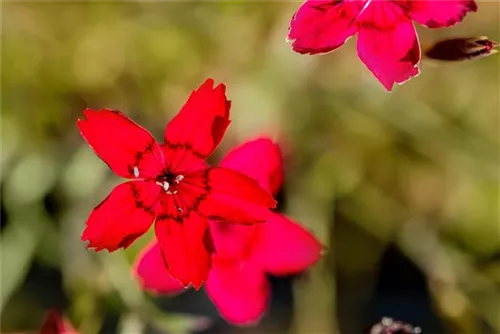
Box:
156;181;170;192
133;166;139;178
174;175;184;184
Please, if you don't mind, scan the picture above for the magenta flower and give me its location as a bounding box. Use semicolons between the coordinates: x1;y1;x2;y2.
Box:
287;0;477;90
133;138;322;325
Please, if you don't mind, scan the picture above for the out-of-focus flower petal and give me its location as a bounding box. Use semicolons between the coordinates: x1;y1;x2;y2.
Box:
39;309;78;334
199;168;276;223
205;259;269;325
288;0;364;55
404;0;477;28
357;2;420;91
133;240;186;294
425;36;499;61
81;181;159;251
164;79;230;162
78;109;164;178
251;213;321;275
154;214;213;290
219;138;284;196
209;220;257;261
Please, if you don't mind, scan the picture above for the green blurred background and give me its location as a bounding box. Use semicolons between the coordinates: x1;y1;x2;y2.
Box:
1;1;499;333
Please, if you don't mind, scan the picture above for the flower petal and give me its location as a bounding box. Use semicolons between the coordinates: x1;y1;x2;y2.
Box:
357;2;420;91
161;144;208;174
81;181;159;251
39;309;79;334
200;168;277;224
133;240;186;295
219;138;284;196
251;213;321;275
154;213;213;290
288;0;364;55
78;109;165;179
209;220;257;261
164;79;231;160
205;259;269;325
403;0;477;28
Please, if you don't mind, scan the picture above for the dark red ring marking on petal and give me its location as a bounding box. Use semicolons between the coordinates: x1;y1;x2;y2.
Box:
156;169;211;223
130;182;156;215
126;139;158;176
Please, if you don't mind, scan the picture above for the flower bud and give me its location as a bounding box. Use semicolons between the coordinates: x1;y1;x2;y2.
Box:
425;36;498;61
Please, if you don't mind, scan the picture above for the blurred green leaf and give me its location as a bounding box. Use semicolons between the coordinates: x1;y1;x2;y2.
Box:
1;209;47;309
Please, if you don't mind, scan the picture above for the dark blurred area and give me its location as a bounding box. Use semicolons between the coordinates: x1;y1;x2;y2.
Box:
1;2;499;333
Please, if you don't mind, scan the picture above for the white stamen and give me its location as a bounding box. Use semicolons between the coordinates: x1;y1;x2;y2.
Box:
162;182;170;192
177;207;183;213
156;181;170;192
133;166;139;178
174;174;184;184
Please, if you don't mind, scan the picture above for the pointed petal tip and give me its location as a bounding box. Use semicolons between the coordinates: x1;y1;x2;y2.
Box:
80;108;108;120
192;281;204;291
380;64;420;92
77;108;98;127
202;77;215;87
383;83;394;92
200;78;227;94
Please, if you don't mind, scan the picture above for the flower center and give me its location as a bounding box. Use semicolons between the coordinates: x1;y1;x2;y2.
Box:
156;172;184;195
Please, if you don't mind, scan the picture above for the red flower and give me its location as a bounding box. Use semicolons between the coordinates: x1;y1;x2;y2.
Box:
287;0;477;91
39;309;78;334
133;138;322;325
78;79;277;289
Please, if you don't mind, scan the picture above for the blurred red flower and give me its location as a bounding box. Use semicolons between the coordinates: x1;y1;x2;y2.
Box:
134;138;322;325
39;309;78;334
